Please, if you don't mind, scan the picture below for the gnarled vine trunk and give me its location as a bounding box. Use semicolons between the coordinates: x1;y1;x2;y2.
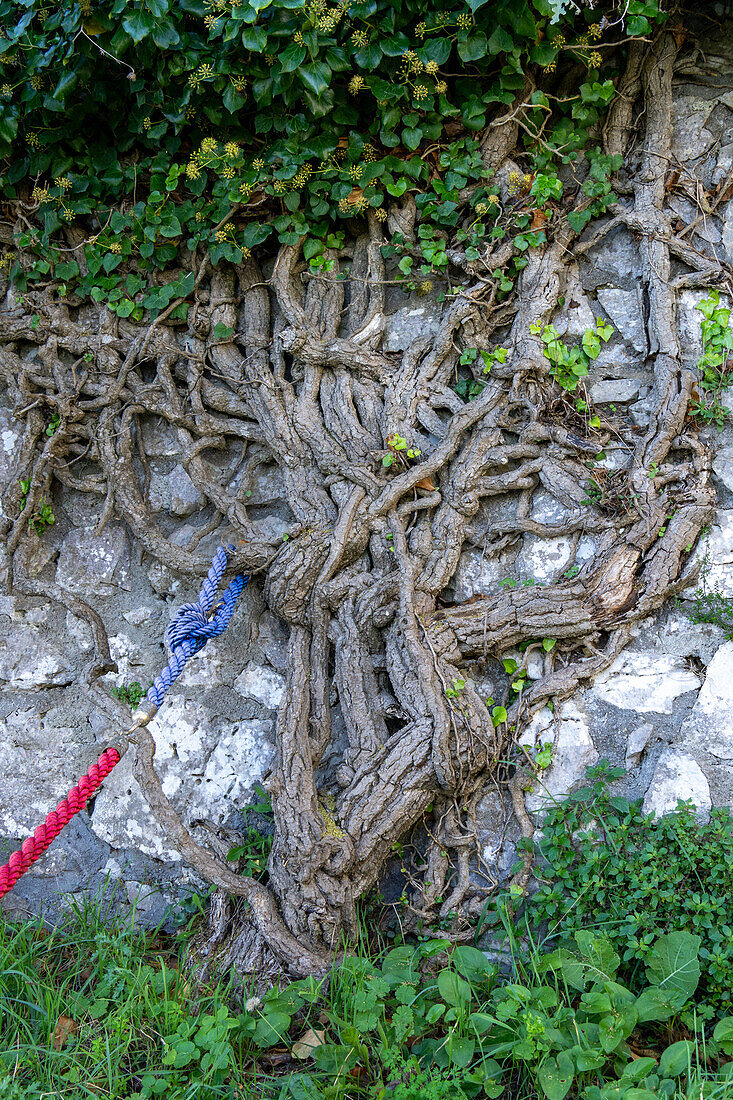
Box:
0;30;720;977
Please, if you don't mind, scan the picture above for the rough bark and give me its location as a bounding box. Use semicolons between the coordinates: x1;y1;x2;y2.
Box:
0;30;719;976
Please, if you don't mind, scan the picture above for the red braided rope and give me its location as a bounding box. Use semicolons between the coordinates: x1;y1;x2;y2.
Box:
0;747;120;900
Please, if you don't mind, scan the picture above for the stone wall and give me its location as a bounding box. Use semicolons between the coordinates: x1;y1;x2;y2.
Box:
3;26;733;926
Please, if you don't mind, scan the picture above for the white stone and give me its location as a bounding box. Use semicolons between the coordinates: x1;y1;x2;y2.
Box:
65;611;93;652
672;95;718;164
642;750;711;821
383;305;441;353
655;610;724;665
702;512;733;595
0;709;85;834
140;418;180;457
234;664;285;710
681;641;733;758
591;652;700;713
451;547;503;602
178;642;224;687
625;723;653;770
590;378;642;405
713;445;733;493
123;607;154;627
149;464;204;518
56;526;130;597
677;291;731;366
523;701;598;814
101;633;145;690
0;626;72;690
518;534;573;581
91;698;275;860
0;407;20;491
596;287;647;353
148;561;182;597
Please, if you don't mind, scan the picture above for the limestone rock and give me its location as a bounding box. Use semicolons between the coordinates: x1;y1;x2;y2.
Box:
56;526;130;597
591;652;700;714
383;304;441;353
681;641;733;758
625;723;653;770
702;512;733;595
590;378;642;405
0;406;20;493
642;749;711;821
450;547;503;602
149;464;204;518
140;417;180;457
0;709;88;834
578;225;638;290
234;663;285;710
91;698;276;860
522;702;598;814
596;287;647;354
655;610;725;665
0;626;72;691
713;445;733;493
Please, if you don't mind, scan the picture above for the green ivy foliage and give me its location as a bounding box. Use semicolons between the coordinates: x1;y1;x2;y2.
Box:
0;0;664;312
528;765;733;1018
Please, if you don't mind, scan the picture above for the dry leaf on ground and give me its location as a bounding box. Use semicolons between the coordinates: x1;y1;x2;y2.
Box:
51;1016;78;1050
292;1027;326;1060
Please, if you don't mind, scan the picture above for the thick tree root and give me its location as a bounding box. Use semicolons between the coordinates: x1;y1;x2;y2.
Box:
0;30;720;974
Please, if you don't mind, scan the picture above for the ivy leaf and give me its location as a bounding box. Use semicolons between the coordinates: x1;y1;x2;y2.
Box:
418;37;452;65
402;127;422;151
381;32;411;56
51;70;78;101
279;43;306;72
299;62;331;97
567;209;592;233
354;43;382;68
488;26;514;54
458;32;487;62
152;19;180;48
122;9;155;42
241;25;267;51
160;216;182;238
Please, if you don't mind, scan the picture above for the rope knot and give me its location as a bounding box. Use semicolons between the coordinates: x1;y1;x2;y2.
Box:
166;600;227;655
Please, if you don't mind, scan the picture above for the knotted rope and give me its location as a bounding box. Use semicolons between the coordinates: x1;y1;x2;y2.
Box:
0;546;248;901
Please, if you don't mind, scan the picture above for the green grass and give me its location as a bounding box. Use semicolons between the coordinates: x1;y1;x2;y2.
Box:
4;894;733;1100
0;896;273;1099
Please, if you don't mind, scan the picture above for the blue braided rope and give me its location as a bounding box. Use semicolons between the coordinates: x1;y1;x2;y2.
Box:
146;546;248;709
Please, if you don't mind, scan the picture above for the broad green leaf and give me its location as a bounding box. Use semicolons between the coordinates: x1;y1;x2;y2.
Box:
454;946;496;984
574;931;620;979
252;1010;291;1047
437;969;472;1007
122;9;155;41
620;1057;658;1081
449;1036;476;1068
645;932;701;1001
299;62;331;97
659;1040;694;1077
537;1052;574;1100
713;1016;733;1054
279;43;306;72
634;986;679;1024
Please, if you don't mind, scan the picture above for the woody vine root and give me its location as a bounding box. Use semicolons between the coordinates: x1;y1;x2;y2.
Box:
0;30;725;979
